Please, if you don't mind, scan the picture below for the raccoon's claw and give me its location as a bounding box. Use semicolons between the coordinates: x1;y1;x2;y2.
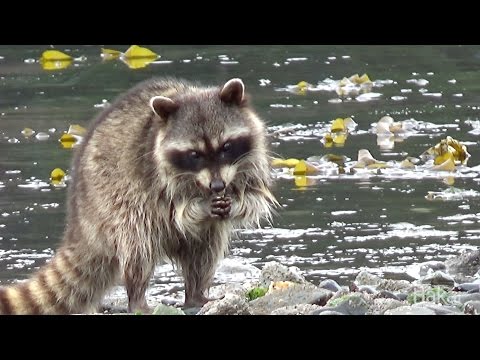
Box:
211;196;232;219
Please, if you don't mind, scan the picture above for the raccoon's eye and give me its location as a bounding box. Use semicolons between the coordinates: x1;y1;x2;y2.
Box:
189;151;201;160
222;142;232;152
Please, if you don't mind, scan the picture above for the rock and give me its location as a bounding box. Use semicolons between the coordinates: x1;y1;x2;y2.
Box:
419;261;447;276
374;290;400;300
259;261;306;287
377;279;412;292
421;271;455;287
446;250;480;281
98;305;129;314
355;271;382;286
160;297;183;307
407;287;451;305
319;279;342;293
463;301;480;315
197;293;251;315
453;282;480;293
208;282;255;299
367;298;405;315
355;271;411;292
357;285;378;295
317;310;345;315
216;258;261;279
385;306;436;315
449;293;480;305
271;304;322;315
411;302;462;315
249;283;332;315
312;293;370;315
395;293;408;301
152;304;185;315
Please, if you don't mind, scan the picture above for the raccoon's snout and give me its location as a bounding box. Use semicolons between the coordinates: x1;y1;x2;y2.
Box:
210;178;226;194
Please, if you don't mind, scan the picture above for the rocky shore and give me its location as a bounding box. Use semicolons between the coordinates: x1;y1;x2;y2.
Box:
101;249;480;315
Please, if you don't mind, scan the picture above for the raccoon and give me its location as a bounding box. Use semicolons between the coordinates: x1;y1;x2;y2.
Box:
0;77;277;314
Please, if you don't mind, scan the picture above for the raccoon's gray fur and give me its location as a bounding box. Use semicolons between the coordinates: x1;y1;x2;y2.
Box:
0;77;277;314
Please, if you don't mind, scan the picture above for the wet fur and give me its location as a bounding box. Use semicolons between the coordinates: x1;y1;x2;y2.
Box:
0;77;277;314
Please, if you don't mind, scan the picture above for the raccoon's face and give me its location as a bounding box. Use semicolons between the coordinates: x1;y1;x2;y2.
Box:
151;78;265;196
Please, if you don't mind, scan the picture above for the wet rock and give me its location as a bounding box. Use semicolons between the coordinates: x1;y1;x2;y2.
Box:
355;271;382;286
367;298;405;315
98;305;129;314
385;306;436;315
160;297;183;307
217;258;261;278
312;293;370;315
411;302;462;315
449;293;480;305
463;301;480;315
395;293;408;301
453;282;480;293
419;261;447;276
318;310;345;315
152;304;186;315
421;271;455;287
357;285;378;295
355;271;411;292
249;283;332;315
259;261;306;287
377;279;412;292
374;290;400;300
446;250;480;281
271;304;322;315
319;279;342;293
208;282;255;299
198;293;251;315
407;287;451;305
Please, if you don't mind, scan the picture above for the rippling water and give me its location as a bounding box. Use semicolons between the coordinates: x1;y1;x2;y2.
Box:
1;45;479;295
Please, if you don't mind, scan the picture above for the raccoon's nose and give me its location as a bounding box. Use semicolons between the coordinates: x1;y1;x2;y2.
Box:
210;179;226;193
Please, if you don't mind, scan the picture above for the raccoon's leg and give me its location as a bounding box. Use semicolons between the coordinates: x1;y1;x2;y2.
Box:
180;245;220;308
124;261;155;314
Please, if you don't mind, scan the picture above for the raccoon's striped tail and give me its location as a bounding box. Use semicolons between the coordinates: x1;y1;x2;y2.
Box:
0;244;118;315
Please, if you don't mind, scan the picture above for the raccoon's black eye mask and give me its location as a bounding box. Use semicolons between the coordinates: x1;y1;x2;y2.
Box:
167;136;252;172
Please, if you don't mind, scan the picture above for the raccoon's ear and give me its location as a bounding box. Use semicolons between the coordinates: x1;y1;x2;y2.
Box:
150;96;179;120
220;78;245;105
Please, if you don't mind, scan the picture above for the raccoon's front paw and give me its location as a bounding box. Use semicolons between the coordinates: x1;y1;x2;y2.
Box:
211;196;232;219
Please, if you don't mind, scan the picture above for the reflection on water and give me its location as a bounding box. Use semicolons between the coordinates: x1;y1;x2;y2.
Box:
0;45;479;291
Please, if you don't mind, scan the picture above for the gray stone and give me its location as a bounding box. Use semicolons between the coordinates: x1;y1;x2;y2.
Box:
259;261;306;287
319;279;342;293
367;298;405;315
446;250;480;279
152;304;186;315
249;283;332;315
271;304;322;315
395;293;408;301
463;301;480;315
419;261;447;276
421;271;455;287
453;283;480;293
449;293;480;305
385;306;436;315
411;302;462;315
312;294;370;315
197;293;251;315
355;271;412;292
216;258;261;278
317;311;345;315
355;271;382;286
358;285;378;294
374;290;400;300
377;279;412;292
